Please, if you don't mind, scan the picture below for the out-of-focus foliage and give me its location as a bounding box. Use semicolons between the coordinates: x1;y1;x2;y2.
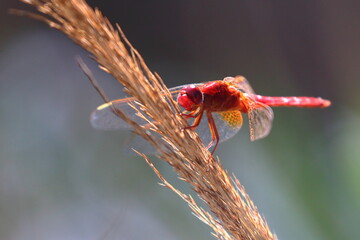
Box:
0;1;359;239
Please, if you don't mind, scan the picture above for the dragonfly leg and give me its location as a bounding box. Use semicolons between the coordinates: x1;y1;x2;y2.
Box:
206;111;219;155
179;109;200;119
183;109;204;131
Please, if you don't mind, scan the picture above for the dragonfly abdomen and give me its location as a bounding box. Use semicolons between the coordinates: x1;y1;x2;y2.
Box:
253;95;331;108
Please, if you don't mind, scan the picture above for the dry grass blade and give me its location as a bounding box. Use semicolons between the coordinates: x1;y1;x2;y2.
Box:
13;0;277;239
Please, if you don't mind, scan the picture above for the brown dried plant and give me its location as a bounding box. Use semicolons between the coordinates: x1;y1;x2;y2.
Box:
12;1;277;239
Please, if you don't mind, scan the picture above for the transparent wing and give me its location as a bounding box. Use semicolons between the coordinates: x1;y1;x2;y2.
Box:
223;75;255;94
90;84;203;130
247;100;274;141
90;83;210;154
193;110;243;145
120;110;243;155
224;76;274;140
215;111;243;142
90;98;146;130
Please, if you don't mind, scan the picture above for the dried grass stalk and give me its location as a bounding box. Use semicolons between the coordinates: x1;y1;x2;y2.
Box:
12;1;277;239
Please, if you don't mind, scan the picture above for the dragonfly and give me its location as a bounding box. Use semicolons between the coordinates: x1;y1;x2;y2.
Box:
90;76;331;154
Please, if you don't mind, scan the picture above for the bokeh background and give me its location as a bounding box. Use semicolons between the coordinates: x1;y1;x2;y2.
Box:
1;1;359;239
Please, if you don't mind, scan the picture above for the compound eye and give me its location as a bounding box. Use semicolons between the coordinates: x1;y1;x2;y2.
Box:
185;85;203;105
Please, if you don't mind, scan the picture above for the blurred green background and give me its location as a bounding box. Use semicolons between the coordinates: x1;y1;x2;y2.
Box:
1;1;359;239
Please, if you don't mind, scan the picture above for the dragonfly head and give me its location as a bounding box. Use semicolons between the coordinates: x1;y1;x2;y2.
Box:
177;85;203;111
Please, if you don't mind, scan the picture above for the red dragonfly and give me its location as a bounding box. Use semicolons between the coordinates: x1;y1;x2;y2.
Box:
91;76;331;154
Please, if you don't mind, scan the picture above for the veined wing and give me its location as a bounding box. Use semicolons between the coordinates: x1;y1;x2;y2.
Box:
246;98;274;141
90;84;201;130
223;75;255;94
90;97;146;130
193;110;243;145
214;110;243;142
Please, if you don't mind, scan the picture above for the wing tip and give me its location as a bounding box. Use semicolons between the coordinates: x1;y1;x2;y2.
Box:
96;102;112;110
249;131;271;142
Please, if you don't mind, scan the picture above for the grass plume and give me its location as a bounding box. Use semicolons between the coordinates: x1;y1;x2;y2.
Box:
12;1;277;239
